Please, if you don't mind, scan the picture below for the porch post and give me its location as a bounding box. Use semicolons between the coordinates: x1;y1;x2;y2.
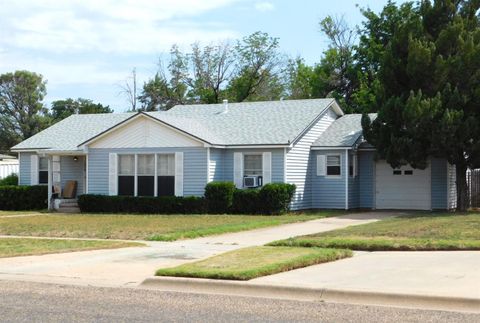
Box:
47;156;52;210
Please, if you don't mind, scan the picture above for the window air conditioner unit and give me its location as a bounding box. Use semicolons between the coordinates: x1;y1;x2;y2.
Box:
243;176;262;188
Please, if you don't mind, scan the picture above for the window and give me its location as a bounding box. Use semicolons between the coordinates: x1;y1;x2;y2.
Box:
393;170;402;175
117;153;176;197
118;155;135;196
404;170;413;175
326;155;341;176
39;157;48;184
137;155;154;196
157;154;175;197
244;154;262;176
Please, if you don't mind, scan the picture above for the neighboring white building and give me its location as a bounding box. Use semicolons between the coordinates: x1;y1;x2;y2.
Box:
0;154;19;179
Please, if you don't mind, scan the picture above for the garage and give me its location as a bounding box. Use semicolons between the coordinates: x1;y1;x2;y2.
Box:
375;160;431;210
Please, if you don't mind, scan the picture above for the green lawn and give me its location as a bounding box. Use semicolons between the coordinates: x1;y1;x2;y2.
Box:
0;212;334;241
156;246;352;280
0;237;143;258
269;213;480;251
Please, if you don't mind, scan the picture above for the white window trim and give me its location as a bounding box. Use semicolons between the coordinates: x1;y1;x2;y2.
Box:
117;153;176;197
325;153;342;178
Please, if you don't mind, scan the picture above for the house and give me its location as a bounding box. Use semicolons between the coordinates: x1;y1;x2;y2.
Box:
11;98;456;211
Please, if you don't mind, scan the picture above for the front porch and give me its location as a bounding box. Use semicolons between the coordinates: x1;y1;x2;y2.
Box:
44;153;86;211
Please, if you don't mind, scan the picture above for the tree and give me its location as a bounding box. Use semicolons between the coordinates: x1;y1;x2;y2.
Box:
50;98;112;122
353;1;417;112
138;46;189;111
118;68;139;111
0;70;49;152
361;0;480;211
187;42;234;103
227;31;285;102
285;57;315;99
309;16;358;112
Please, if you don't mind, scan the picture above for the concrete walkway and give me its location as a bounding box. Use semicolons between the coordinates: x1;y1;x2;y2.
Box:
252;251;480;299
0;212;391;287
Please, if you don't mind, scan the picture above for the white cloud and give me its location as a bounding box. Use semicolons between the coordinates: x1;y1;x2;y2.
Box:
0;0;241;54
254;1;274;12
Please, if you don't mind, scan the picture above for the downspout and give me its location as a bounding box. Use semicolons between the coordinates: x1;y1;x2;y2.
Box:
345;149;349;210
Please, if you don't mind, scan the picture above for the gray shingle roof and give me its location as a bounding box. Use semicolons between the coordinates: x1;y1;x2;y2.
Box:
148;98;337;145
12;113;135;151
312;113;377;147
12;99;339;150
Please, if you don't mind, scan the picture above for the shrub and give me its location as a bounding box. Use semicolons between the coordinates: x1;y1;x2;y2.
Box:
0;173;18;186
231;188;261;214
78;194;207;214
204;181;236;214
0;185;47;210
259;183;296;215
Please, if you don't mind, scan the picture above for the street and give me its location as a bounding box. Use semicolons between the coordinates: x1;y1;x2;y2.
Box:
0;281;478;323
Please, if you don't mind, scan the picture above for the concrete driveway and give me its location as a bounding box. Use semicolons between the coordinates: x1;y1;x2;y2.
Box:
0;212;392;287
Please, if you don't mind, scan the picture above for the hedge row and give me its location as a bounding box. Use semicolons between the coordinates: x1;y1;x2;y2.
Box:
78;182;296;215
78;195;207;214
0;185;47;210
206;182;296;215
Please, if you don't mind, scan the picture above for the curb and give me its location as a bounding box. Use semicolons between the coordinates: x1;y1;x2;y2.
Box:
140;276;480;313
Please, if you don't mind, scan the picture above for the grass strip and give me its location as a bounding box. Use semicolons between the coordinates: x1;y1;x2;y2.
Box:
268;213;480;251
0;237;143;258
156;246;352;280
268;237;480;251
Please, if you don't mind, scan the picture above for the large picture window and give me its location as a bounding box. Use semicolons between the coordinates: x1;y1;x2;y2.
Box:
326;155;341;176
157;154;175;197
244;154;262;176
39;157;48;184
117;153;176;197
118;155;135;196
137;154;155;196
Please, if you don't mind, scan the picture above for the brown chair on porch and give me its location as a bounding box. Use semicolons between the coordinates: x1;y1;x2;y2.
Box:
62;180;78;199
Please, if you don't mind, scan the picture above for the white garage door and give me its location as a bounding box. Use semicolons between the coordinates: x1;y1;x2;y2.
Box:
375;161;431;210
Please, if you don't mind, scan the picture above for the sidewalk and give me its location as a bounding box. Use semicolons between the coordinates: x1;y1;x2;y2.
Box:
253;250;480;299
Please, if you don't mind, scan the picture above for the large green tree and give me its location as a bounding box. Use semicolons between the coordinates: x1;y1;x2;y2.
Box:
227;31;285;102
361;0;480;211
0;71;50;152
50;98;112;122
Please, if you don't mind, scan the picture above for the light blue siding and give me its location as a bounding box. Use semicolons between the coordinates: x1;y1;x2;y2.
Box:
18;152;33;185
209;148;224;182
358;151;375;208
60;156;85;196
287;108;338;210
88;147;208;196
311;150;347;209
219;148;285;183
431;158;447;209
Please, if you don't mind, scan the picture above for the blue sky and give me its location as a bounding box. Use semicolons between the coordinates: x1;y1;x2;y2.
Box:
0;0;404;112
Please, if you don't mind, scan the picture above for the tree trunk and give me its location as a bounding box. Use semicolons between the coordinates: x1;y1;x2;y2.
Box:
456;164;469;212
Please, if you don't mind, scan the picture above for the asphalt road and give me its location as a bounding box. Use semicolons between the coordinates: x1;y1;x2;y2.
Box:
0;280;478;323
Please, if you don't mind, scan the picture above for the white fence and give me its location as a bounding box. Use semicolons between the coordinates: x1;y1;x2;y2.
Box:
0;161;18;179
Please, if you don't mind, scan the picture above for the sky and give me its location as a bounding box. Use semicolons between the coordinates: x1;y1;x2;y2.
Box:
0;0;404;112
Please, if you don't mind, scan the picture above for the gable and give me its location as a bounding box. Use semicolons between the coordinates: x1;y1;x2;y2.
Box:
88;115;203;149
